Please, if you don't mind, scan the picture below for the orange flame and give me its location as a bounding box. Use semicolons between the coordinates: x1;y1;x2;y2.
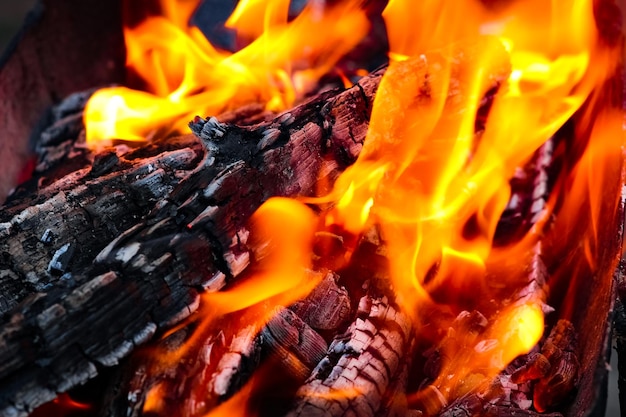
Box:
84;0;369;145
311;0;619;406
141;198;324;416
107;0;623;414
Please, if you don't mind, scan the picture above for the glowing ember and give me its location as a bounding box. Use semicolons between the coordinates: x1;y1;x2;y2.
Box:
84;0;369;145
30;393;92;417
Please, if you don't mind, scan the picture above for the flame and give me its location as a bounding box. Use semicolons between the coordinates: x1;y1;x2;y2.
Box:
109;0;623;414
308;0;618;407
84;0;369;145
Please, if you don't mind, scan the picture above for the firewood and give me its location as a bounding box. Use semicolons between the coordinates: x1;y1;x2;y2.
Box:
261;307;329;381
286;292;413;417
0;45;508;416
0;67;382;417
290;270;352;333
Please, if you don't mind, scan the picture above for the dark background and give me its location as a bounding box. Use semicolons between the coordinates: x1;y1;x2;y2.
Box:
0;1;36;55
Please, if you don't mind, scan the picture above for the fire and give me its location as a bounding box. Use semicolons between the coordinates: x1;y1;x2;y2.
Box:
230;0;618;411
77;0;623;415
314;0;619;407
84;0;369;144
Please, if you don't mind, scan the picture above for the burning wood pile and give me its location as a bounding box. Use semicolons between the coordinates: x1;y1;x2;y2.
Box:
0;0;624;416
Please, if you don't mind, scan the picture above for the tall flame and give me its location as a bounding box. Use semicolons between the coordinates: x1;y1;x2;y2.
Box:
318;0;620;404
84;0;369;144
82;0;623;414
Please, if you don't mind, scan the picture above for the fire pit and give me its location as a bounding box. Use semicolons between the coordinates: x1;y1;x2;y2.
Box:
0;1;623;417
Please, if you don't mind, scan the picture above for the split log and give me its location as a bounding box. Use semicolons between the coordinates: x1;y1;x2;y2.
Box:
286;291;413;417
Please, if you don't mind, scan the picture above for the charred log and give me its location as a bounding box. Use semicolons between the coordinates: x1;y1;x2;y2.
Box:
0;40;604;417
0;66;383;417
96;56;515;417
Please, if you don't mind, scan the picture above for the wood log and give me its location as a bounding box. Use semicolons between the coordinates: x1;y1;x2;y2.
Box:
1;44;509;417
286;291;413;417
0;66;383;417
82;43;514;417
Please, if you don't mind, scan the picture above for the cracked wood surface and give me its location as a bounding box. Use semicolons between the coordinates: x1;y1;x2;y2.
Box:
0;67;383;417
286;294;412;417
0;46;510;416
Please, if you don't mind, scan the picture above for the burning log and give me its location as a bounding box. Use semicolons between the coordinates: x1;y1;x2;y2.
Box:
286;292;412;417
1;0;624;416
0;66;382;417
0;39;516;416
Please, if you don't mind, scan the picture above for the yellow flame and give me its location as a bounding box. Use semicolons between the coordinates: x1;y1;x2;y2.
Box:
85;0;369;145
122;0;621;412
318;0;617;404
